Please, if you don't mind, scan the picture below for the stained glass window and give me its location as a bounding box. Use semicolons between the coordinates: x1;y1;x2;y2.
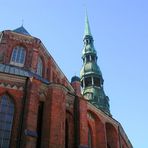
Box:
10;46;26;67
0;95;14;148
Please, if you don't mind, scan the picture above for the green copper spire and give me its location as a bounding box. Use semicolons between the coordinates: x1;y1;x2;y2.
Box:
84;13;92;36
80;15;111;115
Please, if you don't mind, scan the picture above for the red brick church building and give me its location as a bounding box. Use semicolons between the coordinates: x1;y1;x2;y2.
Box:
0;15;132;148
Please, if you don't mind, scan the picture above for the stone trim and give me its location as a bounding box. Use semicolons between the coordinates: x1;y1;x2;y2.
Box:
0;73;26;83
0;82;24;90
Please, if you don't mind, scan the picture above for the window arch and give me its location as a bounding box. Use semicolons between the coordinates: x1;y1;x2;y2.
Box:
105;123;118;148
88;128;92;148
37;57;43;77
10;46;26;67
0;95;14;148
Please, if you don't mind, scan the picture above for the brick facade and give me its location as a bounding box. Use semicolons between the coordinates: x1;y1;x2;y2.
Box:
0;29;132;148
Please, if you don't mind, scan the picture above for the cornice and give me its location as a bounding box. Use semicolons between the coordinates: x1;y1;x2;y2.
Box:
48;83;69;93
0;73;26;83
0;73;26;90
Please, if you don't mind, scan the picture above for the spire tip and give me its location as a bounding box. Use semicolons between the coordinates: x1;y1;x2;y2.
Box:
84;11;92;37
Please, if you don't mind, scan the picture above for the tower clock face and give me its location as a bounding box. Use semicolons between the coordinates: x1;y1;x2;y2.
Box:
85;93;93;100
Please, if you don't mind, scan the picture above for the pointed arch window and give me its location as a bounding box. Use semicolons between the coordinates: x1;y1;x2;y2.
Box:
0;95;14;148
88;128;92;148
37;57;43;77
10;46;26;67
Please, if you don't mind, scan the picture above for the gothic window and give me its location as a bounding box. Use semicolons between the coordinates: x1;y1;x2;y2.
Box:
88;128;92;148
0;95;14;148
37;101;44;148
37;57;43;77
10;46;26;67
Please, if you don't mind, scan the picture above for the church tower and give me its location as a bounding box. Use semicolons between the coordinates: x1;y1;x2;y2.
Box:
80;15;111;115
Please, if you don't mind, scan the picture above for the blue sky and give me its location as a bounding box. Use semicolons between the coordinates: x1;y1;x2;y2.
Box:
0;0;148;147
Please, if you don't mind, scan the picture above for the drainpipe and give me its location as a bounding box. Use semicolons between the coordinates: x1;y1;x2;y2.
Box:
16;77;29;148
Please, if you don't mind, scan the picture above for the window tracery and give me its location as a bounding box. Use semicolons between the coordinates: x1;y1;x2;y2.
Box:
37;57;43;77
10;46;26;67
0;95;14;148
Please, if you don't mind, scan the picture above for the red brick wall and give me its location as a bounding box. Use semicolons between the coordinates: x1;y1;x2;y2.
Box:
79;98;88;147
0;30;132;148
87;111;107;148
105;122;118;148
66;111;74;148
48;84;66;148
71;81;81;96
22;78;41;148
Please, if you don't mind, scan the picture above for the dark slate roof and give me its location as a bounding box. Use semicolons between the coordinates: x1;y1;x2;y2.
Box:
0;64;49;84
71;76;80;83
13;26;31;36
